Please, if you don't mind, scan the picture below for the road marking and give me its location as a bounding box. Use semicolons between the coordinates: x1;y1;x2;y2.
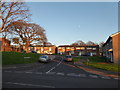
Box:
5;82;55;88
46;57;63;73
46;72;55;75
67;73;80;77
3;67;17;69
101;76;111;79
56;72;64;76
78;74;86;77
46;67;56;74
89;75;98;78
35;72;43;75
4;71;12;73
113;78;119;80
14;71;24;73
25;72;33;74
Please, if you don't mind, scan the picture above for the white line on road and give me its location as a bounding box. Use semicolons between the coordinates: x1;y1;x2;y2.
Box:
25;72;33;74
113;78;120;80
89;75;98;78
46;72;56;75
46;57;63;74
56;72;64;76
4;71;12;73
3;67;17;69
46;67;56;74
67;73;80;77
101;76;111;79
5;82;55;88
14;71;24;73
78;74;86;77
35;72;43;75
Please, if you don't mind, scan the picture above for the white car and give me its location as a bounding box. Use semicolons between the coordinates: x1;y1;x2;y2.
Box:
38;55;51;63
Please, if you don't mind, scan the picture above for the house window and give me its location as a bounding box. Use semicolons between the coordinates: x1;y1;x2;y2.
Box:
49;47;52;51
93;52;96;55
87;47;92;49
76;47;80;50
93;48;96;50
80;47;85;50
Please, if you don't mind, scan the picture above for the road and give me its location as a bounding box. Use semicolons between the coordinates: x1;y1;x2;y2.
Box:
2;55;119;88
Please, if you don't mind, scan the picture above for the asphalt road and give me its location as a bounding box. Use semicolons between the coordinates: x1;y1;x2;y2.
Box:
2;55;119;88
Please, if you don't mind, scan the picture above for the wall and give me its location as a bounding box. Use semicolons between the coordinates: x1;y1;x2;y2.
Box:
112;33;120;64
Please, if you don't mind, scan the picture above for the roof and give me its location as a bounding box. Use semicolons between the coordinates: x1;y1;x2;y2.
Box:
0;38;11;42
58;45;99;47
29;45;56;47
111;31;120;37
103;31;120;47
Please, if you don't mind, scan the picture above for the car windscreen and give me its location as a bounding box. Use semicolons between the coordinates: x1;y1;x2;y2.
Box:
66;56;72;58
41;56;48;58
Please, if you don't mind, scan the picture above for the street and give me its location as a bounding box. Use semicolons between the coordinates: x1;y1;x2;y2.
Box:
2;55;119;88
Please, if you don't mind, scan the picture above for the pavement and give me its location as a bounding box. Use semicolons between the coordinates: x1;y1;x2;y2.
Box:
73;59;120;78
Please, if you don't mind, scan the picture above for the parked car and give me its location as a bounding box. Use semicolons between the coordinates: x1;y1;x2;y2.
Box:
38;55;51;63
31;50;37;53
64;55;73;62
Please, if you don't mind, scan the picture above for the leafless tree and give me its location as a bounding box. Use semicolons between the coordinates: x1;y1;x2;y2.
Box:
86;41;96;45
72;40;86;46
0;0;31;38
8;20;47;53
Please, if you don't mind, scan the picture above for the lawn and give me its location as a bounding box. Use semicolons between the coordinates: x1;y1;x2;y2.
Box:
83;56;120;73
2;51;41;65
73;56;86;62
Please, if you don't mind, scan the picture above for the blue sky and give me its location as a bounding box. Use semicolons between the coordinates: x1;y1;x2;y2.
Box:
26;2;118;46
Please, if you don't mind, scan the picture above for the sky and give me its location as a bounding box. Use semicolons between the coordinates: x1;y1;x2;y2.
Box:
26;2;118;46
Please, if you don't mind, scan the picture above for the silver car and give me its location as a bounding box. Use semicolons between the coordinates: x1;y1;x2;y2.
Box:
38;55;51;63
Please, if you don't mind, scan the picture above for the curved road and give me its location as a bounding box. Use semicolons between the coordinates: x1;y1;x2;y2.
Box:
2;55;119;88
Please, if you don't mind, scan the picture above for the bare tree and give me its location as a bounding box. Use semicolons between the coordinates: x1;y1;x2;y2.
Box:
72;40;86;46
8;20;47;53
0;0;31;38
86;41;96;45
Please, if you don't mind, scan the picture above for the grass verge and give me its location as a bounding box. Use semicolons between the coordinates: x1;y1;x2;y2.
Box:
2;51;41;65
73;56;86;62
83;56;120;73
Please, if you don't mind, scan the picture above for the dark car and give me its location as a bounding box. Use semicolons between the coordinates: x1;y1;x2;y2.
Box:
31;51;37;53
64;55;73;62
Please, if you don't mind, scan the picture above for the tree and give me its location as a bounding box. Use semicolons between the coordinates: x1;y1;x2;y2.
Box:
8;20;47;53
86;41;96;45
0;0;31;38
72;40;86;46
99;41;104;56
99;41;104;47
12;37;19;44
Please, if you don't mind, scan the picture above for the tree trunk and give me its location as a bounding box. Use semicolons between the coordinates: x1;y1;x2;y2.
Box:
25;42;30;53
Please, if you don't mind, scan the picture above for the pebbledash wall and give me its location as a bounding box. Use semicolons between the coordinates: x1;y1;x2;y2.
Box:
102;32;120;64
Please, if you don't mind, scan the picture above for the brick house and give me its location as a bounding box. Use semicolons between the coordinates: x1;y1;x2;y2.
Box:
102;32;120;64
0;38;12;51
27;45;57;54
57;45;99;56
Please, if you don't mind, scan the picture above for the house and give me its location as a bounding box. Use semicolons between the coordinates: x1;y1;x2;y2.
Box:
0;38;12;51
102;32;120;64
28;45;57;54
57;45;99;56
